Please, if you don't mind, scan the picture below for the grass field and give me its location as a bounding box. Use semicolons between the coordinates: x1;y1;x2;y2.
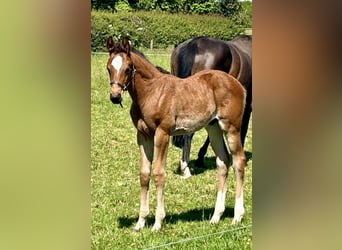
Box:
91;51;252;249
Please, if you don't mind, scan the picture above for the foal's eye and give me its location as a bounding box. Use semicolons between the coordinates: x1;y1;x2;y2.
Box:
125;68;131;74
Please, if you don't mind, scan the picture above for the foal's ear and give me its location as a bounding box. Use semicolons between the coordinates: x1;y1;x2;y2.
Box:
120;37;131;55
106;36;115;53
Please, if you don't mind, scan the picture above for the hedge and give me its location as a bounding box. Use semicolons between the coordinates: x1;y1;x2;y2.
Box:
91;10;246;51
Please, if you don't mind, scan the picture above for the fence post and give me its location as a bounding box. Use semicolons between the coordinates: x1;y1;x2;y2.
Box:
150;39;153;50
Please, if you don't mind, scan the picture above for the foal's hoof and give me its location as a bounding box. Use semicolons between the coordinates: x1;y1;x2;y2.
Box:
232;205;245;224
134;219;145;231
210;209;224;224
231;215;244;225
151;222;162;232
210;216;220;224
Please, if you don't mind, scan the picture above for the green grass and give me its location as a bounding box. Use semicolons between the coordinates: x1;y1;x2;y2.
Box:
91;52;252;249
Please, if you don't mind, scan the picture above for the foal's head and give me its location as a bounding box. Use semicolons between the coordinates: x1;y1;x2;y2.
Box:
106;36;134;105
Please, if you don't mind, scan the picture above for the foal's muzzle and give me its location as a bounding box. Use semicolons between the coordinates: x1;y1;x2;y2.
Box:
109;93;122;104
110;81;125;105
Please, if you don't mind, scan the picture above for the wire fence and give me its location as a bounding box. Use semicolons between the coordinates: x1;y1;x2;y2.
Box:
91;52;171;56
143;224;252;250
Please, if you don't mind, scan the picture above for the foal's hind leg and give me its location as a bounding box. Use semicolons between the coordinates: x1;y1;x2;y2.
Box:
205;123;231;224
226;125;246;224
135;131;154;231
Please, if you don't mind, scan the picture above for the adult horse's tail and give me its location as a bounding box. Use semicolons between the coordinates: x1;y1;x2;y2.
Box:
171;40;198;148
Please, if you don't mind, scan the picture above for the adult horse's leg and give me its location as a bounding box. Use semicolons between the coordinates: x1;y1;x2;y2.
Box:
205;122;230;224
240;105;251;146
180;133;193;179
226;125;246;224
240;86;252;146
172;134;193;178
135;131;154;231
195;136;210;168
151;127;169;231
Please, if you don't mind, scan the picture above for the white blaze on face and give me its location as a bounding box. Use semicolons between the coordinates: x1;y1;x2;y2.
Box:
112;55;123;74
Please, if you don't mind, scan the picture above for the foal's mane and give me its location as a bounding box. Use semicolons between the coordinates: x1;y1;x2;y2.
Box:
131;47;170;74
131;48;155;67
131;48;148;61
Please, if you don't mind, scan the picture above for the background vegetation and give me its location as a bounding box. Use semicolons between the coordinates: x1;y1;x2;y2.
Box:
91;0;252;51
91;0;249;16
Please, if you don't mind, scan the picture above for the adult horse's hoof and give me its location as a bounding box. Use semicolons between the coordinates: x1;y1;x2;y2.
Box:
179;162;192;179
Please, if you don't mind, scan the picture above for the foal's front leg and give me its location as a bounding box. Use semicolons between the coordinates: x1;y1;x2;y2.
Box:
135;131;154;231
152;127;169;231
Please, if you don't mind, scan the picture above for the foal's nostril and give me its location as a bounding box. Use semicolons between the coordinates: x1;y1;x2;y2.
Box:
109;93;122;104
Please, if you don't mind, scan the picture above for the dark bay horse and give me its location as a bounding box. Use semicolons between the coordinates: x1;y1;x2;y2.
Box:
106;37;247;231
171;35;252;178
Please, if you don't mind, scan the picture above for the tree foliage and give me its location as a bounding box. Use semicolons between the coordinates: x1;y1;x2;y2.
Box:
91;0;251;18
217;0;241;17
91;1;252;51
91;0;117;11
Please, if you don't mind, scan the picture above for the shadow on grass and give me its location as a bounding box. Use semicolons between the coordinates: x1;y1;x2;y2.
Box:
173;150;252;176
117;206;234;229
245;151;253;161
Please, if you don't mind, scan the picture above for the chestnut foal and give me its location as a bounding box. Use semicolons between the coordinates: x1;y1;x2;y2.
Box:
106;37;246;231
